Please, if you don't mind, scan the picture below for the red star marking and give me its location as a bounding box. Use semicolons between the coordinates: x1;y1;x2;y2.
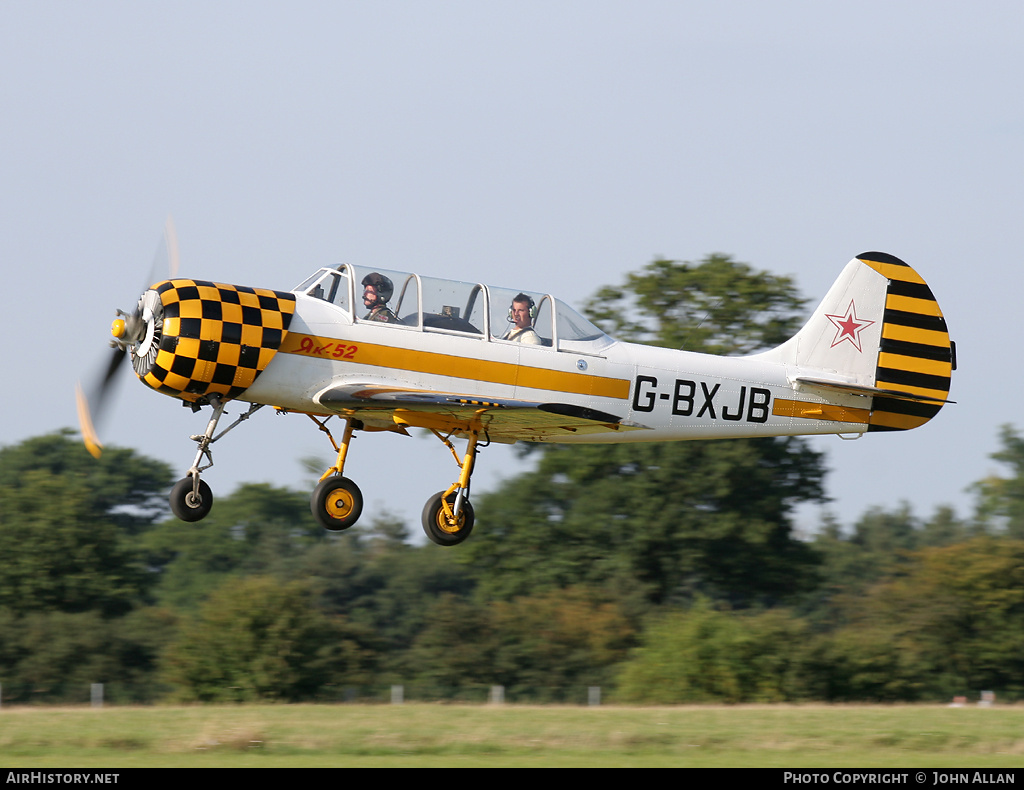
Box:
825;300;875;353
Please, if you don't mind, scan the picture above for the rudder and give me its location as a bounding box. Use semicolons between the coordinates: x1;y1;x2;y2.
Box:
858;252;954;431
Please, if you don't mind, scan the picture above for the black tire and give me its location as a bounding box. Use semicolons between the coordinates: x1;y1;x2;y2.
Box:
170;476;213;522
311;476;363;531
421;491;474;546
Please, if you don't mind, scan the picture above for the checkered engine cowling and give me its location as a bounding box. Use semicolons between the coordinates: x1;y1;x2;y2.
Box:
133;279;297;403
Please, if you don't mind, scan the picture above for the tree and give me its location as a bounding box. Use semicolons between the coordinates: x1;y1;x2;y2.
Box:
469;437;824;609
0;432;171;616
861;537;1024;699
798;621;925;702
806;503;976;628
291;513;476;679
0;606;178;704
467;254;825;610
143;482;324;609
583;253;806;353
487;587;635;701
161;575;372;702
614;599;811;703
797;531;1024;702
408;587;634;702
0;429;171;533
973;424;1024;537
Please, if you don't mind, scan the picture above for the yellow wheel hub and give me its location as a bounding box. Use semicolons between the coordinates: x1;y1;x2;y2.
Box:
436;507;464;534
326;490;355;519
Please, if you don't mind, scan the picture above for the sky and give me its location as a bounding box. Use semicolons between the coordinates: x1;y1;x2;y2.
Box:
2;1;1022;537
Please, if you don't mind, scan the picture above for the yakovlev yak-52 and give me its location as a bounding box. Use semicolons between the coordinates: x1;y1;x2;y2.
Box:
77;232;955;546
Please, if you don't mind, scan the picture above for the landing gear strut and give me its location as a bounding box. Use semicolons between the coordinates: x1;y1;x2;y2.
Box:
310;416;364;531
421;428;481;546
169;396;262;522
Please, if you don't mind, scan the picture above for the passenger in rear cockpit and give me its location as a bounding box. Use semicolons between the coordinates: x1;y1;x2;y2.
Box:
361;273;400;323
503;293;542;344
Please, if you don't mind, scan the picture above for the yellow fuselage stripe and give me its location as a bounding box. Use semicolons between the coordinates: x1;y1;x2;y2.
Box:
774;397;932;430
773;399;870;424
280;332;631;399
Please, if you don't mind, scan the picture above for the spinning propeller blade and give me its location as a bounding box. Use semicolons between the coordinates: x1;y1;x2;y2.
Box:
75;216;179;457
152;214;179;282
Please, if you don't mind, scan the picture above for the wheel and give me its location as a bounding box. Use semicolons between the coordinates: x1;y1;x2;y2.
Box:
170;476;213;522
311;476;363;531
421;490;474;546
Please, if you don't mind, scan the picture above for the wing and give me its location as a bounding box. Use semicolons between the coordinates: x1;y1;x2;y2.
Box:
314;382;649;442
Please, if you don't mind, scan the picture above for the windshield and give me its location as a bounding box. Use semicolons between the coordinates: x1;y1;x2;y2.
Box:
294;267;351;314
554;298;612;350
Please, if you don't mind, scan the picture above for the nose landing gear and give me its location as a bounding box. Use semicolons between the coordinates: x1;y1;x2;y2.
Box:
168;396;262;522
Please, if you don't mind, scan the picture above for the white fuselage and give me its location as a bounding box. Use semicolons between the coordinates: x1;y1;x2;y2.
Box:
242;291;869;443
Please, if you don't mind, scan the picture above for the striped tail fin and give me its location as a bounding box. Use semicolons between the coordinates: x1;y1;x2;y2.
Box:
754;252;954;432
858;252;954;431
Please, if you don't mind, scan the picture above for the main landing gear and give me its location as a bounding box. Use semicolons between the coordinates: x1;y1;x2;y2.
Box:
419;428;480;546
309;416;481;546
309;416;363;531
169;403;482;547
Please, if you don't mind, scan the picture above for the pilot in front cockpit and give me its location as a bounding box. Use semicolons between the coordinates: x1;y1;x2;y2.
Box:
361;273;400;323
503;293;542;344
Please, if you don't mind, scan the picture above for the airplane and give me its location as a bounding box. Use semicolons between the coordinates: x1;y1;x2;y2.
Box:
77;243;955;546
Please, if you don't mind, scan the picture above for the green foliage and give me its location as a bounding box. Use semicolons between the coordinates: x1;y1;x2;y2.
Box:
584;253;806;354
806;503;975;628
0;431;171;616
288;514;476;679
0;606;178;703
614;600;810;703
468;437;824;610
409;587;635;701
863;536;1024;699
487;588;636;700
142;482;324;609
161;575;372;702
972;424;1024;537
798;621;929;702
0;429;172;532
798;530;1024;702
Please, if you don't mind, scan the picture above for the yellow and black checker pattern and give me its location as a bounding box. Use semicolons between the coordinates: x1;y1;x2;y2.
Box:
138;279;296;403
858;253;954;432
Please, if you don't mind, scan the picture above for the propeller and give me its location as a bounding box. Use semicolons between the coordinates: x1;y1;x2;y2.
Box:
75;216;180;458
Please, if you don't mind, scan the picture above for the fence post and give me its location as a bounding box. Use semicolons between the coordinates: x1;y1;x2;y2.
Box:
391;685;404;705
489;685;504;704
588;686;601;706
91;683;103;708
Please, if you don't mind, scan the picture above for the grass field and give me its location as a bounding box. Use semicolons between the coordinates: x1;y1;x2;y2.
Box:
0;703;1022;768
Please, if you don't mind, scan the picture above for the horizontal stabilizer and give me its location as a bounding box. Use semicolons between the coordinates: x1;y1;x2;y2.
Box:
793;376;955;405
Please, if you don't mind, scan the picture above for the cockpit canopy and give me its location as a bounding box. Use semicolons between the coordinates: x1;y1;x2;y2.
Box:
294;264;614;353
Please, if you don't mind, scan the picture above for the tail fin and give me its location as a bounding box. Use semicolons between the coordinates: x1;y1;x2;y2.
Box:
756;252;954;431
